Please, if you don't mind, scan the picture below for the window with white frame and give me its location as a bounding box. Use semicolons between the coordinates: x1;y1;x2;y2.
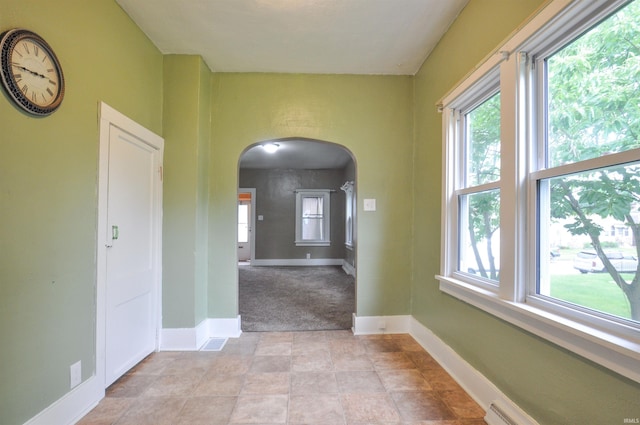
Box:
438;0;640;383
341;181;355;248
295;190;331;246
457;89;501;285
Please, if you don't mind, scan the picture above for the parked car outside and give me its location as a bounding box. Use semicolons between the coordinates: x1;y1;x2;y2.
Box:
572;250;638;273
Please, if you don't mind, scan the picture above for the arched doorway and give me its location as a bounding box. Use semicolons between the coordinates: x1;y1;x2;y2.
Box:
237;138;356;332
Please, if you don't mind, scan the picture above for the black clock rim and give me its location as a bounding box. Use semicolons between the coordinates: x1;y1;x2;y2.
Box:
0;28;65;116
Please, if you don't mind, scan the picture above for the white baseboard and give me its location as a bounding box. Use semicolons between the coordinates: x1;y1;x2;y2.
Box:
160;316;242;351
342;260;356;277
160;319;209;351
207;316;243;338
23;375;103;425
249;258;343;267
409;317;538;425
352;314;411;335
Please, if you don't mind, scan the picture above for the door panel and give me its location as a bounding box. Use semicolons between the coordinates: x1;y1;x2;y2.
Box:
105;125;159;386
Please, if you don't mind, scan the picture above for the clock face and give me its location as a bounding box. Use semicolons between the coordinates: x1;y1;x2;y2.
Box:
0;29;64;116
10;38;60;107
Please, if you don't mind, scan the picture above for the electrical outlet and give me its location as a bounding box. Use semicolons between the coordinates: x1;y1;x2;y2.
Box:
306;253;311;259
378;320;386;330
70;361;82;389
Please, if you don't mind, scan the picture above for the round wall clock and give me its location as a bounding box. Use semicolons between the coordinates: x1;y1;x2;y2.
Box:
0;29;65;116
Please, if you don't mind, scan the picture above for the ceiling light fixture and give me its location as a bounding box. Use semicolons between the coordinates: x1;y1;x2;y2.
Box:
262;143;280;153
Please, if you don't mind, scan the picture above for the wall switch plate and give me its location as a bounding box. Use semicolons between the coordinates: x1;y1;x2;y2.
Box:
258;215;264;221
364;199;376;211
70;361;82;389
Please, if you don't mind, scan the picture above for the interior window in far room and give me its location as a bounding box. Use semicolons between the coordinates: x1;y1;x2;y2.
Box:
341;181;355;248
295;189;331;246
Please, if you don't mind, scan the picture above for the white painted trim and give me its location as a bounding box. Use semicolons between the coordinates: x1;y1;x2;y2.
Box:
160;317;242;351
409;317;539;425
352;314;411;335
437;0;640;385
438;0;576;108
249;258;343;267
98;102;164;146
295;190;331;246
23;376;103;425
342;260;356;277
238;188;256;262
159;319;209;351
207;316;243;338
96;102;164;387
438;275;640;384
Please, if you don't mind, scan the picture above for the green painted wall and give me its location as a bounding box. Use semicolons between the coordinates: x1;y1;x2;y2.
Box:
162;55;211;328
0;1;162;424
195;59;211;325
411;1;640;424
3;1;638;424
208;73;414;318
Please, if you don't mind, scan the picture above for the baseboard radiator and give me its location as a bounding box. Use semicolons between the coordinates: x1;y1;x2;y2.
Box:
485;399;537;425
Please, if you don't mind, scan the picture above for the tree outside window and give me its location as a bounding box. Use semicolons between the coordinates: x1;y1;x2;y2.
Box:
459;92;501;282
540;0;640;322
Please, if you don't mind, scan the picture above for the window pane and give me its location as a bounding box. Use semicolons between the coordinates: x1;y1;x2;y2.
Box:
546;0;640;168
302;197;323;217
539;162;640;323
302;218;323;240
465;92;501;186
301;196;324;241
459;189;500;282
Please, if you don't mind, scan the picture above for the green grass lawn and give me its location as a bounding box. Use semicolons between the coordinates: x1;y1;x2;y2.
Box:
550;273;633;319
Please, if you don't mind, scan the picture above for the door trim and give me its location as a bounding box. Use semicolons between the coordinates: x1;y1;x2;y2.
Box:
238;188;256;262
96;102;164;389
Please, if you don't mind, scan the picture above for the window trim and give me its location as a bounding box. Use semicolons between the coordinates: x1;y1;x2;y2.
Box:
438;274;640;383
455;88;502;289
341;181;355;249
295;189;331;247
437;0;640;384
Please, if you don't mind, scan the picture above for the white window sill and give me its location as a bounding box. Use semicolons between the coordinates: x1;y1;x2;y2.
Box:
295;241;330;247
436;274;640;384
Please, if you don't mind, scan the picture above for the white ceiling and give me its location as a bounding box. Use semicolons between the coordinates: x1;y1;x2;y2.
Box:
115;0;468;168
115;0;469;75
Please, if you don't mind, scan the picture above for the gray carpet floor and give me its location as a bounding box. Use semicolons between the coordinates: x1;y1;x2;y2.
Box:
239;265;355;332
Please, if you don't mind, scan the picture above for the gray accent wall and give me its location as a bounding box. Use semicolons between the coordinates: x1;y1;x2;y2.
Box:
239;168;348;260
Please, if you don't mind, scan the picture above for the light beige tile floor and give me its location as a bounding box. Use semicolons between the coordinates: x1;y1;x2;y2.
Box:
77;331;486;425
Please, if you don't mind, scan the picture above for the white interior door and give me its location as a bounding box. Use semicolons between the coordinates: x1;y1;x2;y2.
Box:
97;103;163;388
237;188;256;263
238;200;251;261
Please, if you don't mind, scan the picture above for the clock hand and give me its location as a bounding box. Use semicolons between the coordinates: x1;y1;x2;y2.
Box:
11;62;47;79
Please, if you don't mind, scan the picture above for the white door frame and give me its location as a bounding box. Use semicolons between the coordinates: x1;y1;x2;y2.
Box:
96;102;163;389
238;188;256;262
